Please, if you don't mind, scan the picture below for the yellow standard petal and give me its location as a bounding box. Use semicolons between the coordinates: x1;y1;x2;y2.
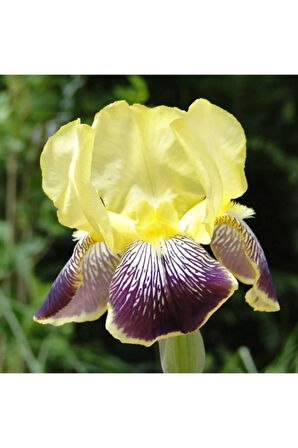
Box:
91;101;206;245
41;120;113;247
171;98;247;242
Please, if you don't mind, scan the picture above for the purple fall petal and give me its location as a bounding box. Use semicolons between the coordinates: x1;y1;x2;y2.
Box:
211;216;279;312
34;236;121;325
106;235;238;345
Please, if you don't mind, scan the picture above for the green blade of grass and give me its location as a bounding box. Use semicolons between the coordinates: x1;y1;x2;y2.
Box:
0;289;42;373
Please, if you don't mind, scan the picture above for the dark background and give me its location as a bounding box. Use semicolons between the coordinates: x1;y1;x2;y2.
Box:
0;75;297;372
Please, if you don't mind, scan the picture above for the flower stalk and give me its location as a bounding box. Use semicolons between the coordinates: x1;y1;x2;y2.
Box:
158;330;205;373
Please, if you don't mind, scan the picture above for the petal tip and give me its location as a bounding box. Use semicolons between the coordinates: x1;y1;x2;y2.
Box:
245;288;280;312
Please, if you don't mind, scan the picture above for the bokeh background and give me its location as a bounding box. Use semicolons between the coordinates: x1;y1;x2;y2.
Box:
0;75;297;373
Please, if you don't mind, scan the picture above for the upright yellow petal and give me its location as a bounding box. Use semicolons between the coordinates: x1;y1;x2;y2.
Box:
41;120;87;231
184;99;247;202
91;101;206;225
41;120;113;247
171;98;247;240
73;124;113;247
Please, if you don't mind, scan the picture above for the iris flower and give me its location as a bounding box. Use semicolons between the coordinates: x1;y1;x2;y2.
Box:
34;99;279;347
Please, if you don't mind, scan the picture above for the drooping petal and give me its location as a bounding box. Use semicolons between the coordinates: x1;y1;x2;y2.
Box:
171;99;247;242
106;235;238;346
210;215;279;312
91;101;206;224
41;120;113;247
34;235;121;325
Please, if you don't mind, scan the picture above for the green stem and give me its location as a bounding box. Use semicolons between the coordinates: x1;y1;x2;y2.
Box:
158;329;205;373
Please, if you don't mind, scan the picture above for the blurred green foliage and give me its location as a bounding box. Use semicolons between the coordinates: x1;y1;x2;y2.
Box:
0;75;297;373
